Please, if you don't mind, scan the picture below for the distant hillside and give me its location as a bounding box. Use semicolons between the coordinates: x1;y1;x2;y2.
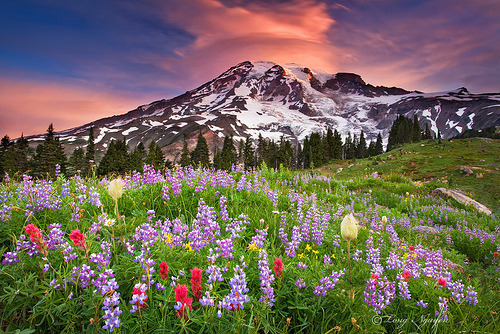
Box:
452;126;500;139
319;138;500;215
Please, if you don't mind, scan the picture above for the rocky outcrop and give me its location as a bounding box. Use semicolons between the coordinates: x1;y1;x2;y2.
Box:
431;188;492;215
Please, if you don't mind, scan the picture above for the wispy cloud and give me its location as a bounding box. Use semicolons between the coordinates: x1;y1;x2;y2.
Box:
158;0;337;87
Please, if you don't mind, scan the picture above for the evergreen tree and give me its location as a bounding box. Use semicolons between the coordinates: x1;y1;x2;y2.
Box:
179;138;192;167
302;137;311;169
97;139;129;176
375;133;384;155
85;127;95;175
129;142;146;172
295;142;303;169
412;115;421;142
344;132;356;159
220;134;237;170
213;146;223;170
146;140;165;170
423;123;432;139
67;147;87;176
191;132;210;167
367;140;376;157
256;133;268;166
32;124;67;177
332;129;342;160
243;136;254;169
309;132;324;168
325;128;334;161
356;130;367;158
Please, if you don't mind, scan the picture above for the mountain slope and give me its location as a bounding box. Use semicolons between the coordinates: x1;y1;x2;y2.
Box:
25;61;500;162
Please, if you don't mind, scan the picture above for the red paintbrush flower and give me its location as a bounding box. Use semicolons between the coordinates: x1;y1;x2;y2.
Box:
69;229;86;251
190;267;203;301
175;284;192;319
159;261;169;280
438;277;447;287
402;270;412;282
274;257;283;278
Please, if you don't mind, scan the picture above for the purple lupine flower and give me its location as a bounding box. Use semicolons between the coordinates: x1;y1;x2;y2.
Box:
363;276;396;314
332;235;341;248
102;291;122;332
219;196;229;221
466;286;478;305
217;265;250;316
1;251;19;265
436;296;449;320
257;250;275;306
297;262;308;269
72;264;96;288
295;278;306;289
447;280;465;303
416;300;428;308
216;238;234;259
250;228;268;249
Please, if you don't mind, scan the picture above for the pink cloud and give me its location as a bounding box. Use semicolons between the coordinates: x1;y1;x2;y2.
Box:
0;78;144;137
158;0;338;88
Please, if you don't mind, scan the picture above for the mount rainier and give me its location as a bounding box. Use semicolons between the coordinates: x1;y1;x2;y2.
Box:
26;60;500;162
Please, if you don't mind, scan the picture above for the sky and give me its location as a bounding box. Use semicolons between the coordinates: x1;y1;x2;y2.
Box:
1;0;499;137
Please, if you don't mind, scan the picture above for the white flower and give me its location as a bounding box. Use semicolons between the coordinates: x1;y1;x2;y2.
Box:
108;178;125;201
103;218;116;227
341;213;359;242
381;216;388;224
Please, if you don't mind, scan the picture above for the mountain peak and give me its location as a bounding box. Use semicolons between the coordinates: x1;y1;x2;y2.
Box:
24;60;500;163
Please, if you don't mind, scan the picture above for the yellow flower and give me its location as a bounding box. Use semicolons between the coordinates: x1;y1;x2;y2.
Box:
306;244;312;251
341;213;359;242
312;250;319;255
403;252;409;259
298;253;306;259
163;233;172;244
247;243;257;251
108;178;125;201
331;254;336;259
413;253;418;259
185;243;193;252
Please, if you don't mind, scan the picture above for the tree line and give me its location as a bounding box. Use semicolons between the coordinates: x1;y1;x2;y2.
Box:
1;116;435;179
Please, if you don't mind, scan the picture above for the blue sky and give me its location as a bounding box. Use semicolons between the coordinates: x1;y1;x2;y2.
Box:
1;0;498;136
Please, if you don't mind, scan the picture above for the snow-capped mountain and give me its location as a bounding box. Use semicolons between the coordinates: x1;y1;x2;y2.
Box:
27;60;500;162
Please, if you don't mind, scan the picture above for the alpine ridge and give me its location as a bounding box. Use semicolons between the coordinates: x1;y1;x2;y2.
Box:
26;60;500;162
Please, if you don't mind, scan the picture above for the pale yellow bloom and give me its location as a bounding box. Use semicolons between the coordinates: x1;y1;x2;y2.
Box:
108;178;125;201
381;216;388;224
341;213;359;242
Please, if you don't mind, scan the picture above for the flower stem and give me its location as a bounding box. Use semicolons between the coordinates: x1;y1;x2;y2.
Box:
348;240;352;283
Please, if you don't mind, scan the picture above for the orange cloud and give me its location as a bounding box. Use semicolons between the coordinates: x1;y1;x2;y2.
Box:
159;0;338;88
0;78;144;137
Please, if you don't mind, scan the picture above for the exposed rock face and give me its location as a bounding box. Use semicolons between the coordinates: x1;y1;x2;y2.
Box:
23;61;500;162
431;188;492;215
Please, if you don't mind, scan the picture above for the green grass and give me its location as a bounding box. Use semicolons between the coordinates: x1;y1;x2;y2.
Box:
319;138;500;215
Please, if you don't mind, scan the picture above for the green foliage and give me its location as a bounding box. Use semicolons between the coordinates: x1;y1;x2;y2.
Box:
191;132;210;168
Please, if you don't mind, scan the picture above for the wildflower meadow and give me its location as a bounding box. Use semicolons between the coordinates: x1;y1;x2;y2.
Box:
0;163;499;333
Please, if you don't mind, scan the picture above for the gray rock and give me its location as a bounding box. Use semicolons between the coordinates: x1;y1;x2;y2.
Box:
431;188;492;215
460;166;473;175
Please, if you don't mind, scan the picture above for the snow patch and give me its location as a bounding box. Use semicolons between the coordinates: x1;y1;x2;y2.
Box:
456;107;467;116
122;127;138;136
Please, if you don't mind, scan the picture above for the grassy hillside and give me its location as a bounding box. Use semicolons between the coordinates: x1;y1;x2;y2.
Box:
319;138;500;216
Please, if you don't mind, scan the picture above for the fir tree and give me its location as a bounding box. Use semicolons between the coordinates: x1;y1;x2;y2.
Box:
191;132;210;167
412;115;421;142
367;140;376;157
67;147;87;176
332;129;343;160
179;138;192;167
97;139;129;176
356;130;367;158
129;142;146;172
309;132;324;167
85;127;95;175
375;133;384;155
220;134;237;170
32;124;67;177
146;140;165;170
243;136;254;169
